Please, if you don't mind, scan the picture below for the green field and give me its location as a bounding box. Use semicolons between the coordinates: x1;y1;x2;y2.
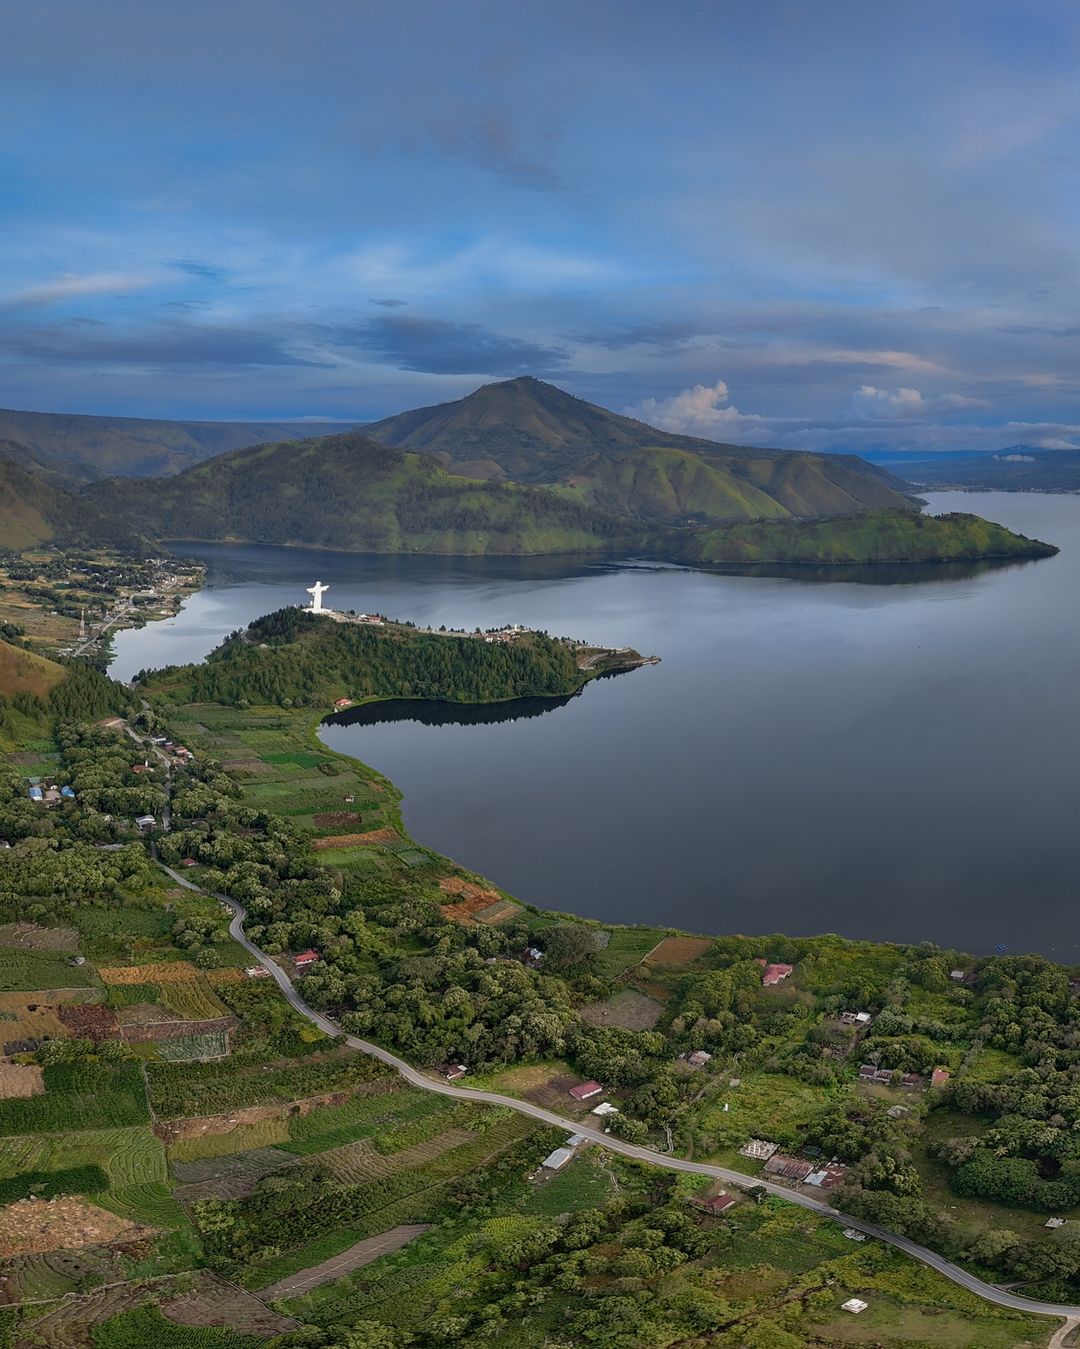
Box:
0;1061;149;1135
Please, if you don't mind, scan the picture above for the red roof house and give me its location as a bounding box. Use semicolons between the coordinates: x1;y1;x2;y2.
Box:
931;1067;951;1088
569;1080;603;1101
761;962;794;987
694;1191;738;1214
292;949;321;969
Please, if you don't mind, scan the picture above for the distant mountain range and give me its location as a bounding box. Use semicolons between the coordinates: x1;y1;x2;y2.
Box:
863;446;1080;492
0;379;1058;566
0;407;361;481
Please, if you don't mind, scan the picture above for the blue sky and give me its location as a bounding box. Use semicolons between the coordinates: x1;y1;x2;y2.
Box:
3;0;1080;454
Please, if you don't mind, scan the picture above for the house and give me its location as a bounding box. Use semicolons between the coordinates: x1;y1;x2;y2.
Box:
859;1064;893;1085
569;1080;603;1102
566;1134;587;1147
245;965;270;978
931;1067;951;1088
760;962;794;987
333;698;353;710
132;764;150;774
440;1064;468;1081
686;1050;712;1067
842;1299;868;1314
1046;1218;1067;1228
841;1228;867;1242
591;1101;619;1117
739;1138;779;1162
805;1161;849;1189
292;950;321;970
181;857;197;868
693;1191;738;1215
60;786;75;799
135;814;156;831
763;1155;815;1183
28;786;43;803
523;946;544;966
541;1147;574;1171
840;1011;872;1025
950;968;969;982
900;1072;926;1090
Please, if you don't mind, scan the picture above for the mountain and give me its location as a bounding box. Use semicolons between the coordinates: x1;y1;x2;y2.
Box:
880;447;1080;493
84;431;642;556
85;426;1056;567
0;408;361;482
0;446;147;551
363;376;917;521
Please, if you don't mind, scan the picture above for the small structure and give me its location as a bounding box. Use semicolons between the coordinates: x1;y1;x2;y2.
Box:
805;1161;849;1189
60;786;75;799
292;949;321;970
566;1134;587;1147
333;698;353;710
693;1191;738;1215
541;1147;574;1171
686;1050;712;1068
135;814;156;831
840;1011;872;1025
28;786;43;803
131;764;150;774
841;1228;867;1242
181;857;197;868
440;1064;468;1081
763;1155;815;1184
591;1101;619;1117
569;1080;603;1102
841;1298;868;1314
740;1138;779;1162
523;946;544;967
69;955;86;967
245;965;270;978
307;580;330;613
760;962;794;987
1046;1217;1067;1229
930;1067;951;1088
886;1104;910;1119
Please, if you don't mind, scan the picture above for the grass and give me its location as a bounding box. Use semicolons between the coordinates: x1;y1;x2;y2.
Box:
91;1306;261;1348
698;1070;843;1150
0;948;99;992
594;926;668;977
517;1152;614;1216
169;1119;292;1164
156;979;230;1021
0;1061;149;1135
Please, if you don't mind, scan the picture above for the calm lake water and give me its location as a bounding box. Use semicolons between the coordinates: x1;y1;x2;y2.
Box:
111;493;1080;957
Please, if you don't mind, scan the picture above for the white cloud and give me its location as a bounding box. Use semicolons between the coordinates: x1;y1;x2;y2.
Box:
848;384;988;418
3;271;158;308
626;379;768;438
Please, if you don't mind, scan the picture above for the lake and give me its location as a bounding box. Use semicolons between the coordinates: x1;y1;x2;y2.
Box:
111;492;1080;958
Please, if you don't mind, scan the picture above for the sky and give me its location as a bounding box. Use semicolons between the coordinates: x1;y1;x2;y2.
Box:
3;0;1080;455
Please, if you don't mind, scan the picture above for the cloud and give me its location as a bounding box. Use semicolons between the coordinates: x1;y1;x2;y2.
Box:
848;385;989;418
170;257;228;282
2;272;158;308
626;379;766;438
369;297;407;308
0;321;330;369
326;316;570;376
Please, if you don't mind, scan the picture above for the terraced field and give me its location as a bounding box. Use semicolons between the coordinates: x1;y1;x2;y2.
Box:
168;1119;292;1164
319;1128;477;1185
156;1031;230;1062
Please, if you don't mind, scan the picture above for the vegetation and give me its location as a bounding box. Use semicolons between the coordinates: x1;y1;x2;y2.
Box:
141;607;624;709
0;447;146;549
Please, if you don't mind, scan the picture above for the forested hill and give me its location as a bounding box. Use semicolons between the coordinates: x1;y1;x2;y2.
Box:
141;607;635;708
0;449;147;551
85;430;642;556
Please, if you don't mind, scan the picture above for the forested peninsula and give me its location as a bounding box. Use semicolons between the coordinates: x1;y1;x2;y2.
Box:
139;606;643;709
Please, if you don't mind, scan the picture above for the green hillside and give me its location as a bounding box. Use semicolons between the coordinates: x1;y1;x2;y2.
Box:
85;431;641;556
679;509;1059;566
0;448;147;551
0;637;67;699
0;407;361;481
364;376;917;520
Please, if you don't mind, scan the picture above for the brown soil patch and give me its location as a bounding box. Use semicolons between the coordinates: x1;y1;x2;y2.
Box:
115;1002;185;1027
438;876;504;924
0;1197;146;1256
259;1225;431;1300
162;1271;299;1336
643;936;713;967
312;828;398;849
0;923;79;953
57;1003;119;1041
523;1073;597;1115
156;1079;397;1140
204;967;243;985
0;1062;44;1098
222;758;275;774
99;961;200;985
629;977;673;1003
580;989;663;1031
313;810;361;827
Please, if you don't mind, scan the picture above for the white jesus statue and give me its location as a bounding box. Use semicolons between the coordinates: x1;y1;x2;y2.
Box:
307;581;329;613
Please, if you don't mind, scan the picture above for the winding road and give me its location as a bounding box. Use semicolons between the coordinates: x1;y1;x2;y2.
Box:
153;860;1080;1330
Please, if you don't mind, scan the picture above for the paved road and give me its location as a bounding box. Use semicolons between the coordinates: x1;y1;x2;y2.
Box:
157;860;1078;1328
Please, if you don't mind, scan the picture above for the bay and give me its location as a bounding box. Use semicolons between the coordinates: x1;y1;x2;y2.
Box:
110;493;1080;957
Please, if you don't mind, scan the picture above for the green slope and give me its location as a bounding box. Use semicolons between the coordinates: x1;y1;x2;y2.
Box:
0;637;67;699
86;431;642;556
0;447;147;550
679;509;1059;566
